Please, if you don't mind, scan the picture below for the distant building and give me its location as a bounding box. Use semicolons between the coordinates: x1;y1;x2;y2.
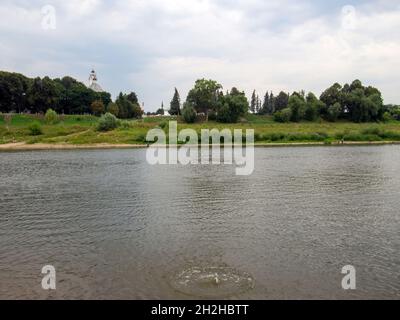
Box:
88;69;104;92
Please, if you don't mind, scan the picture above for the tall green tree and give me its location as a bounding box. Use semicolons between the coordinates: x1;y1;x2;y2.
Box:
256;95;261;114
320;83;343;109
115;92;143;119
216;88;249;123
182;102;197;123
261;91;275;115
343;80;383;122
305;92;325;121
274;91;289;112
186;79;222;120
27;77;61;113
91;100;105;116
288;94;306;122
320;79;384;122
116;93;133;119
169;88;181;115
97;92;112;109
107;102;119;117
250;90;257;113
261;91;269;115
126;92;139;105
269;92;275;114
326;103;341;122
0;71;30;113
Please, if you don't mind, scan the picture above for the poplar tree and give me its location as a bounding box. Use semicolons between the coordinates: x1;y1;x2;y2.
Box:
262;91;269;114
250;90;257;113
169;88;181;115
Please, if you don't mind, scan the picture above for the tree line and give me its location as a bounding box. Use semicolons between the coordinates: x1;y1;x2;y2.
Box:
168;78;399;123
1;70;399;124
250;80;395;123
0;71;143;119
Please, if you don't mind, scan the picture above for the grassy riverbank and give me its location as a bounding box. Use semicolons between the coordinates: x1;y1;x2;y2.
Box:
2;114;400;147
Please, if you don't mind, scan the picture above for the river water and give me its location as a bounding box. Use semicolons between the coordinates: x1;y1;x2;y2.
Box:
0;146;399;299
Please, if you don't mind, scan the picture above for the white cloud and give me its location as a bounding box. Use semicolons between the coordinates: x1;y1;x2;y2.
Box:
0;0;399;109
59;0;101;17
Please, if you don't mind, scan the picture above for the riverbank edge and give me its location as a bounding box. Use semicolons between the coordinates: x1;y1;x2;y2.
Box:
1;141;400;151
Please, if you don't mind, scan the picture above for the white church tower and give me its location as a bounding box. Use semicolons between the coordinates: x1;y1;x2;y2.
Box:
88;69;104;92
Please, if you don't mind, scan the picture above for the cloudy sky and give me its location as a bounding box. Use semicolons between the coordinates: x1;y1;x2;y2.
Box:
0;0;399;111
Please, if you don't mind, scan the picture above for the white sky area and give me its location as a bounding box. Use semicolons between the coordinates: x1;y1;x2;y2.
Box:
0;0;399;111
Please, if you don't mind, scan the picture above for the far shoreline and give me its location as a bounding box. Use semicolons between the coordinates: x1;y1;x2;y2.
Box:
1;141;400;152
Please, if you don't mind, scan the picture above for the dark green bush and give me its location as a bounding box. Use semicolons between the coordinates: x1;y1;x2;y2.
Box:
383;112;393;122
45;109;59;124
159;121;168;129
28;122;43;136
273;108;292;123
97;113;118;131
182;104;197;123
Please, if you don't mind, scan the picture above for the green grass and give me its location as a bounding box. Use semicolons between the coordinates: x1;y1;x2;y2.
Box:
2;113;400;145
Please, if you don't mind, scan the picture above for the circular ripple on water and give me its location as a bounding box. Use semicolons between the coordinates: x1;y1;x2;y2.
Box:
170;266;255;298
